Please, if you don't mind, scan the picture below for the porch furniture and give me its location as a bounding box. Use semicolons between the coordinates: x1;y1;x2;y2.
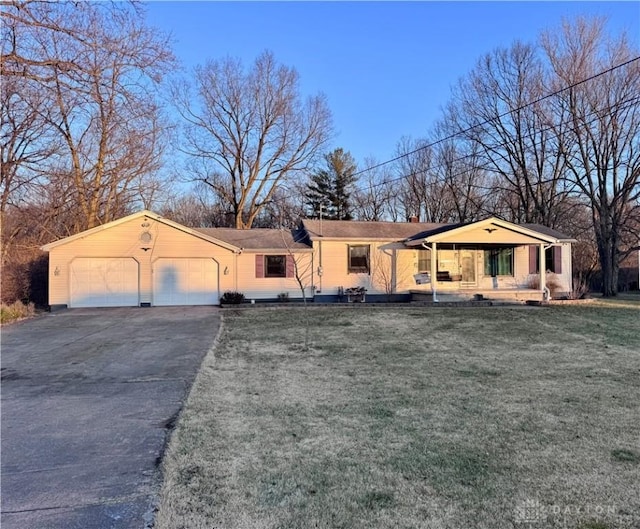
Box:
343;286;366;303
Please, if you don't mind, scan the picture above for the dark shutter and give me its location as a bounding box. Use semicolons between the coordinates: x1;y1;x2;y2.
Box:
286;255;295;278
529;245;538;274
255;254;264;278
553;246;562;274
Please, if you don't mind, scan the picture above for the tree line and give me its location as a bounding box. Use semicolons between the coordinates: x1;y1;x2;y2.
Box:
1;1;638;302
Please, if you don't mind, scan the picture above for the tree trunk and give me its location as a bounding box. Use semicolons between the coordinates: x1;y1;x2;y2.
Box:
595;223;619;297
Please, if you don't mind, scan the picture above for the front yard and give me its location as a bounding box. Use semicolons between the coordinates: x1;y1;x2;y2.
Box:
155;304;640;529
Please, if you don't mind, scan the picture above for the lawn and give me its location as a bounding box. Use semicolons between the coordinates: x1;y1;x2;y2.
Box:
155;305;640;529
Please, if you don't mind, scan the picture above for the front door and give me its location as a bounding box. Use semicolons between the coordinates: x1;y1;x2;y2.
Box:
460;250;476;285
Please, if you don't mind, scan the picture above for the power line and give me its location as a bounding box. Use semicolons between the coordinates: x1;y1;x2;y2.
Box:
349;56;640;180
353;93;640;195
191;56;640;223
272;91;640;208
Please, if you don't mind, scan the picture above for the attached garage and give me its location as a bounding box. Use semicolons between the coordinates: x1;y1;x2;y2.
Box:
153;258;219;306
42;211;239;309
41;210;312;309
70;258;139;308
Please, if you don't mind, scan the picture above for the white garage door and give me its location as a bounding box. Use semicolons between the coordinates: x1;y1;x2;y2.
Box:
153;258;219;306
70;258;139;308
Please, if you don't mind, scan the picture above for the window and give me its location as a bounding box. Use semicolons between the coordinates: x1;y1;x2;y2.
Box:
529;246;563;274
348;245;370;274
545;247;562;273
484;248;513;276
265;255;286;277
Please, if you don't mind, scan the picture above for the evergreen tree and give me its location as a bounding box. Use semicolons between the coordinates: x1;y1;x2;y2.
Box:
304;148;357;220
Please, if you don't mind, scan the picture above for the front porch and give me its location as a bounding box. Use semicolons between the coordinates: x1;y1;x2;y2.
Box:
410;288;544;303
399;218;572;303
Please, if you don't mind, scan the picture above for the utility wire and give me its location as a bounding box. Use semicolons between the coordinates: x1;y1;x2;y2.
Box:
353;93;640;195
273;92;640;205
194;57;640;222
349;56;640;180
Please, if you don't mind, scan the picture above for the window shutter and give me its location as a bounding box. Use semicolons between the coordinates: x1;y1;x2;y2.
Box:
286;255;295;278
529;246;538;274
553;246;562;274
255;254;264;278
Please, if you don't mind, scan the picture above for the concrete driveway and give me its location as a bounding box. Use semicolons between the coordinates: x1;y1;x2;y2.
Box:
1;307;220;529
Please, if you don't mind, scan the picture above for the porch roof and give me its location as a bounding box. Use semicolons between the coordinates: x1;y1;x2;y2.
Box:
403;217;574;246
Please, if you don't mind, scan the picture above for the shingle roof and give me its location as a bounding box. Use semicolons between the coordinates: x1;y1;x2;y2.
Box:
194;219;575;249
301;219;444;240
404;223;466;242
193;228;311;250
521;224;575;241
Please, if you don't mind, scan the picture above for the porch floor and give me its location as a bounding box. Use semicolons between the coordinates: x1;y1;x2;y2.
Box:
410;288;544;303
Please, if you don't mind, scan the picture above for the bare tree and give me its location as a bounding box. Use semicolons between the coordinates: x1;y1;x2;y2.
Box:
352;157;393;221
280;229;315;350
173;51;332;229
160;185;224;228
1;1;174;303
0;75;59;268
2;1;174;232
542;17;640;296
447;41;573;226
252;187;307;228
393;136;458;222
428;123;491;223
0;76;55;214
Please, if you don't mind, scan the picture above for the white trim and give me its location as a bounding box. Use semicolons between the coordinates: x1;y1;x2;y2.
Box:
41;210;240;252
404;217;560;246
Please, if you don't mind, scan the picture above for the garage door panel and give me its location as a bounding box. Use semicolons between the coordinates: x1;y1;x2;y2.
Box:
153;259;218;306
70;258;139;308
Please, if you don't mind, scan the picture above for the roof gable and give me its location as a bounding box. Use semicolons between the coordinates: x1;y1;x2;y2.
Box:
404;217;567;245
40;210;240;252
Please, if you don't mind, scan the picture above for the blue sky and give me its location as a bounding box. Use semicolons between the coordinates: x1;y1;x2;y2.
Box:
146;1;640;166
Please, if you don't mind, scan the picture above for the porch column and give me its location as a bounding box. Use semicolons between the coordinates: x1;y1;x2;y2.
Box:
431;242;438;302
539;243;546;300
391;249;397;295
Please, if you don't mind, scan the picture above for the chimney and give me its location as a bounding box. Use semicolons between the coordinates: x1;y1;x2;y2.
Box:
409;215;419;223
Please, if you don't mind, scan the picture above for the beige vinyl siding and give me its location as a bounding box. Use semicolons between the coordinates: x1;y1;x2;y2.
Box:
47;217;236;306
558;243;573;293
388;247;417;293
315;240;368;296
237;252;313;300
314;240;408;296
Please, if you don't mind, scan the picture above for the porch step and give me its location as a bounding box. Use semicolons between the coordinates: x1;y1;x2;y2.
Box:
410;289;544;304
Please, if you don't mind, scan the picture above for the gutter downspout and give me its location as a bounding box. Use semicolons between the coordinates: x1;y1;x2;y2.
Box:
318;240;323;294
234;249;240;291
423;241;438;303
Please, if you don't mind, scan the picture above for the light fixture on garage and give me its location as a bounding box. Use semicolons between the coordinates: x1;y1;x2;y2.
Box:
224;266;229;275
54;266;60;276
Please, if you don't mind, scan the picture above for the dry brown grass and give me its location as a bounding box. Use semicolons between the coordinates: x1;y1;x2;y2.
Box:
0;300;36;325
155;305;640;529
